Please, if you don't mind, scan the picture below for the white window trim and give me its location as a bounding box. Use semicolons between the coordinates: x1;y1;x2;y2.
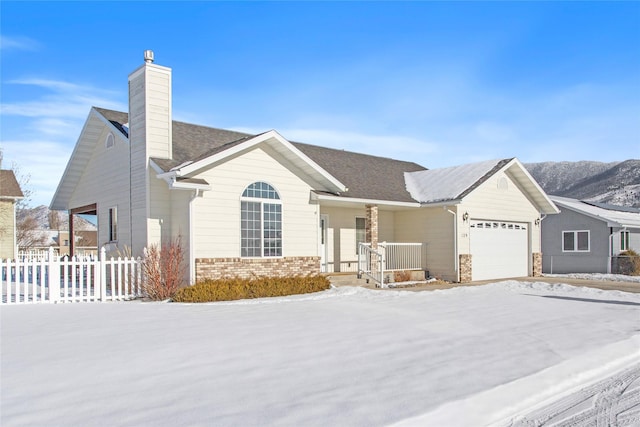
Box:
240;182;283;258
105;132;115;149
108;207;118;243
562;230;590;253
620;231;630;251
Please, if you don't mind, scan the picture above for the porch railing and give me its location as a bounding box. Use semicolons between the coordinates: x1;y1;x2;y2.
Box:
358;242;425;288
358;243;384;287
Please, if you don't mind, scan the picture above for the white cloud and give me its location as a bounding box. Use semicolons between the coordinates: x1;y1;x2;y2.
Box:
0;35;40;51
2;140;70;208
0;78;125;207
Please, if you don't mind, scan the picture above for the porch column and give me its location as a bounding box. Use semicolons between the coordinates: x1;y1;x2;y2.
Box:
365;204;379;249
68;210;75;256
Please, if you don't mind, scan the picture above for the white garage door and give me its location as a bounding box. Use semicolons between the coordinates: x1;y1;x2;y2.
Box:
469;221;528;281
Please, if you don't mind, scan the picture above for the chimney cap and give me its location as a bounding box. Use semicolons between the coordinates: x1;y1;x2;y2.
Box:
144;50;154;63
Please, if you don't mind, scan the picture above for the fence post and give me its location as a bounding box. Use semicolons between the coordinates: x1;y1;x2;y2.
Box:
100;247;107;302
48;247;60;303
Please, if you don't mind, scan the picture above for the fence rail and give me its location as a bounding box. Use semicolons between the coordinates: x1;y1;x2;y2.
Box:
2;248;142;304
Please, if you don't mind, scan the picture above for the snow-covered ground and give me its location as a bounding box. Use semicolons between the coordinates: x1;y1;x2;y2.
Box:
2;280;639;426
544;272;640;283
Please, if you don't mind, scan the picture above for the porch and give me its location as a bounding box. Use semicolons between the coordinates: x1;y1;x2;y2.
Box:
358;242;428;288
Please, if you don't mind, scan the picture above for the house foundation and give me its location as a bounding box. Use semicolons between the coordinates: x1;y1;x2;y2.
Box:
532;252;543;277
195;256;321;281
459;254;472;283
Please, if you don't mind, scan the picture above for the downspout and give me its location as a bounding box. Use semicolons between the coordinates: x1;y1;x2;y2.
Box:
188;189;200;285
445;207;458;277
538;213;547;274
608;227;613;274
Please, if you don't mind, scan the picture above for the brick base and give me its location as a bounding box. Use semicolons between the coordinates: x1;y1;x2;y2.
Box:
532;252;543;277
196;256;321;281
459;254;472;283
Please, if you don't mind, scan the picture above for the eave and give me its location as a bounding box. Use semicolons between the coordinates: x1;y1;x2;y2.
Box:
312;192;421;210
50;107;129;210
157;130;347;194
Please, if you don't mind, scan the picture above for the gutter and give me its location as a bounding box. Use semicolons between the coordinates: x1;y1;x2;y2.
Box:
445;207;459;278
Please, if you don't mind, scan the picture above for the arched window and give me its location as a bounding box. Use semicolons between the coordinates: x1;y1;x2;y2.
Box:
241;182;282;257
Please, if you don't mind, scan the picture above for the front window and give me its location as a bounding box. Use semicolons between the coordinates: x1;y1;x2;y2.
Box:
621;231;630;251
108;207;117;242
562;230;589;252
241;182;282;257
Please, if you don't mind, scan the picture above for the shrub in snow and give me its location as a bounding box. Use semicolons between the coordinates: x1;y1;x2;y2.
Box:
394;270;412;282
172;275;331;302
619;249;640;276
142;237;186;300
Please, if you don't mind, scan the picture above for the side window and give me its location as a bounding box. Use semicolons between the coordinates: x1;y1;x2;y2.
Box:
355;217;366;253
105;132;115;149
562;230;589;252
108;207;117;242
240;182;282;257
621;231;630;251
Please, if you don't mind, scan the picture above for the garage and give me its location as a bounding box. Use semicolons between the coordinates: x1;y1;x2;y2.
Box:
469;220;529;281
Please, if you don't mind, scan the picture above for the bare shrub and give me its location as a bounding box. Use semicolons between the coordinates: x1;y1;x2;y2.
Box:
394;270;412;282
142;237;186;300
620;249;640;276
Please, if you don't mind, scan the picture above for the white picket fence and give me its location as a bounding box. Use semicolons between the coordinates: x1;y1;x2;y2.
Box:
2;247;142;304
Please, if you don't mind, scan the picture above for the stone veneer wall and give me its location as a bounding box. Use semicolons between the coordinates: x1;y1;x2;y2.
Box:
196;256;321;281
365;204;379;249
532;252;543;277
459;254;472;283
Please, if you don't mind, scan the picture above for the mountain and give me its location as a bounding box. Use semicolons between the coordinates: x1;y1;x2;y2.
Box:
17;205;97;231
525;159;640;207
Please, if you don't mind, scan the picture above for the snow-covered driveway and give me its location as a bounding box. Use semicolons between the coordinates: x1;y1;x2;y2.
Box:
2;281;639;426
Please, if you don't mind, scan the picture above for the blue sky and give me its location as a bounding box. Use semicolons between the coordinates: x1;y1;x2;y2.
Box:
1;1;639;208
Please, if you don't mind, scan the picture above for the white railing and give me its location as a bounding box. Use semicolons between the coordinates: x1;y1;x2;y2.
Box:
358;242;425;288
358;244;384;287
383;242;425;271
2;247;142;304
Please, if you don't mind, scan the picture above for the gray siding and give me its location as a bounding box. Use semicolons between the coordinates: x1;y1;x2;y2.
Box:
541;209;610;273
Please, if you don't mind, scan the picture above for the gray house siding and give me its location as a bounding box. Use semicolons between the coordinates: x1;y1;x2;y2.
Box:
541;208;610;273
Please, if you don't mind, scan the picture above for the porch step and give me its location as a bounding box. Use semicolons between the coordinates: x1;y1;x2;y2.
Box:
325;273;370;287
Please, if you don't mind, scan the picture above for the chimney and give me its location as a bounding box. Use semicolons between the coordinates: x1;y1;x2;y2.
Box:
128;50;173;255
128;49;172;159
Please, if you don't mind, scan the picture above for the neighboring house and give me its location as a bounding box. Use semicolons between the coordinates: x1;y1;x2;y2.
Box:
0;170;24;259
20;229;98;258
541;196;640;274
50;51;558;284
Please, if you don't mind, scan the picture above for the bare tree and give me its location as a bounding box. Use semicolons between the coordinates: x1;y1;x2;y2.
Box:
16;215;48;250
48;210;61;230
1;148;47;251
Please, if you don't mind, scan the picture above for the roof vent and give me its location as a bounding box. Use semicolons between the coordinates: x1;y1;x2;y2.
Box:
144;50;154;63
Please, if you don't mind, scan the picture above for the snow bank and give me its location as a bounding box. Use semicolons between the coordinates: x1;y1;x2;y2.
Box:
544;273;640;283
391;335;640;426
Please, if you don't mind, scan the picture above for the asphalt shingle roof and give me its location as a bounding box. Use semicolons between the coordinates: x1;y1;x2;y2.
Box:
95;108;427;203
0;170;24;198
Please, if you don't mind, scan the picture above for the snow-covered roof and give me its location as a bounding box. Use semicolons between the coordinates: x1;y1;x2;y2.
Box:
551;196;640;228
404;158;559;214
404;159;508;204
